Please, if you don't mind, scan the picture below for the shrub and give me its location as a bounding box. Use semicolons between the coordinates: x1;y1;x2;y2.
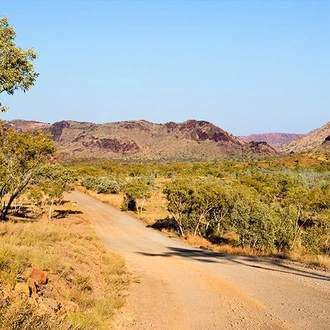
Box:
81;176;124;194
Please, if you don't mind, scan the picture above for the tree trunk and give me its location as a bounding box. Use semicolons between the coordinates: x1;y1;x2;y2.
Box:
0;188;19;220
48;199;54;220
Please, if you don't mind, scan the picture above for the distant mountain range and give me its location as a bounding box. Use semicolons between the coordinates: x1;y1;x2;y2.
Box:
5;119;277;160
239;133;305;147
278;122;330;153
4;119;329;160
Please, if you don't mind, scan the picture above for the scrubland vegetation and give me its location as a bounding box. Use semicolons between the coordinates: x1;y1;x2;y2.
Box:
0;121;330;329
74;153;330;269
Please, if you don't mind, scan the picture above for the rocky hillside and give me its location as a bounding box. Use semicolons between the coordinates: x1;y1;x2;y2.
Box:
4;119;51;132
5;119;277;160
239;133;304;147
279;122;330;153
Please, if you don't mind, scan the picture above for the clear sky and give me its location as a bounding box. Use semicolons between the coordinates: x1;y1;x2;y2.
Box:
0;0;329;135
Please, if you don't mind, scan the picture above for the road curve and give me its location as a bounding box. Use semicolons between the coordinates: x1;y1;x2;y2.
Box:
68;190;330;330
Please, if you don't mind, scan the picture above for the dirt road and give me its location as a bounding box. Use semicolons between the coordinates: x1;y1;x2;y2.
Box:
68;190;330;330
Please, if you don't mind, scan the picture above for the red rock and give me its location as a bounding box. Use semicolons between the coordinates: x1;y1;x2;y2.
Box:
31;268;48;285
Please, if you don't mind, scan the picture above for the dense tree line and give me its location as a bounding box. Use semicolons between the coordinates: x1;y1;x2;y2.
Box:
164;169;330;254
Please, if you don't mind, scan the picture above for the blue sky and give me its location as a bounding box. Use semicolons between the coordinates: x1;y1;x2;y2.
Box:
0;0;329;135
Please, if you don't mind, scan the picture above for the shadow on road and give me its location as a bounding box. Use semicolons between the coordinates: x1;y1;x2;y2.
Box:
137;246;330;282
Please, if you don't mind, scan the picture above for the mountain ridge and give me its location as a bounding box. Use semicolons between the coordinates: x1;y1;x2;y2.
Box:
279;122;330;153
239;133;305;147
4;119;277;160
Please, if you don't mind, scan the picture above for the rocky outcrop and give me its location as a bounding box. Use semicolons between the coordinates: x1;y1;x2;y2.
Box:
1;268;78;317
81;136;140;153
247;141;277;156
48;120;71;141
323;134;330;142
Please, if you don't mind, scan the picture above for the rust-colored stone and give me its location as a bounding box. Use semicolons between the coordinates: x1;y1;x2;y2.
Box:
31;268;48;285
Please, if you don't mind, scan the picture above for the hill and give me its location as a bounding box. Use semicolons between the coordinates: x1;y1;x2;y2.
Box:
239;133;304;147
279;122;330;153
4;119;277;160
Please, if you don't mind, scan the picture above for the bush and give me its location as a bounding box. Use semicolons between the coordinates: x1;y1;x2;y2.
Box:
81;176;124;194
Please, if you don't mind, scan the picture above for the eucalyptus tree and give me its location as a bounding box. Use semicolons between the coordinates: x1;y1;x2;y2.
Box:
122;176;154;214
164;178;233;237
0;124;55;219
34;163;77;219
0;17;38;112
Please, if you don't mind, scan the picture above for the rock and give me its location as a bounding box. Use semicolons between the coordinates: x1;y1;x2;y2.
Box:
2;284;14;299
27;297;38;307
63;300;79;312
31;292;39;300
40;297;61;312
31;268;48;285
38;301;54;315
14;283;30;297
27;277;37;295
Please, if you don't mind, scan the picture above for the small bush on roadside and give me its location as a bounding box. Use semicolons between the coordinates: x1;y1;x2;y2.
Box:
81;175;125;194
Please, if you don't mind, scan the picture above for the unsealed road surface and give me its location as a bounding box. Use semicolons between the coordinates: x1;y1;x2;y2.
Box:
69;190;330;330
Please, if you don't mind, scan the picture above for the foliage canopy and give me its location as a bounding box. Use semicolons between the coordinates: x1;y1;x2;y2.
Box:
0;123;55;219
0;17;38;112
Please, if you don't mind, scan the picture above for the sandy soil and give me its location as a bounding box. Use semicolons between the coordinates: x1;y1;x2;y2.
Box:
68;190;330;330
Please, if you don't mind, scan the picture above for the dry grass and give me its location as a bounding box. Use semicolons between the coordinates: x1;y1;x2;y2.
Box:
286;253;330;271
184;234;258;256
135;188;169;225
0;201;131;330
77;186;124;209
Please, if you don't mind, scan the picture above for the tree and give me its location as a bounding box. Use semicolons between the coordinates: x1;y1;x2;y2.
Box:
163;178;233;237
122;176;153;214
230;186;277;251
34;163;77;219
0;124;55;219
163;178;191;236
0;17;38;112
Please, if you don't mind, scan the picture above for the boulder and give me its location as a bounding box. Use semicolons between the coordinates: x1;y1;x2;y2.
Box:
31;268;48;285
14;283;30;297
27;277;37;294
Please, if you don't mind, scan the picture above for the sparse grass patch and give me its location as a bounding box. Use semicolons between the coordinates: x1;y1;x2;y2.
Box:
0;201;130;329
288;253;330;271
0;298;71;330
77;186;124;209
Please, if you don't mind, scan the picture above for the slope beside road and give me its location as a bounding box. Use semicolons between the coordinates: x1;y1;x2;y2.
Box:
68;190;330;330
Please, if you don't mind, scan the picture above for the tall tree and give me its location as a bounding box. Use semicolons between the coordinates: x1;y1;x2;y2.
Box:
0;17;38;112
0;124;55;219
